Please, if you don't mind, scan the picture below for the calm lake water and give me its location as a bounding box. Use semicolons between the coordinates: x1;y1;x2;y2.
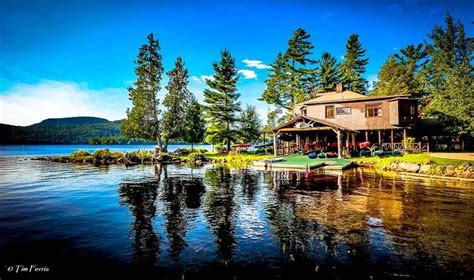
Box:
0;144;212;157
0;149;473;279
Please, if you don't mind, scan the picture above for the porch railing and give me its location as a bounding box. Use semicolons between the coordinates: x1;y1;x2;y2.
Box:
381;142;429;153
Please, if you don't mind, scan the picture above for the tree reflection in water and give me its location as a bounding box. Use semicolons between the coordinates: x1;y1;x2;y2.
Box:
203;167;238;263
118;165;162;267
116;164;473;278
160;165;205;261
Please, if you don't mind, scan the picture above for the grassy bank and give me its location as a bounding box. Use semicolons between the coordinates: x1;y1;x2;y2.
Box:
353;153;474;178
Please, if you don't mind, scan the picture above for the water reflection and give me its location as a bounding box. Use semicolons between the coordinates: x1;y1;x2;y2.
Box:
91;163;474;278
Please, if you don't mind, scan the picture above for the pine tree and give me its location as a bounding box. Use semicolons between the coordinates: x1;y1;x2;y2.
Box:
261;52;291;110
161;57;193;152
238;105;262;144
184;97;206;151
425;14;473;136
121;33;164;148
203;49;241;151
316;52;340;92
340;34;369;93
261;28;317;111
371;56;411;96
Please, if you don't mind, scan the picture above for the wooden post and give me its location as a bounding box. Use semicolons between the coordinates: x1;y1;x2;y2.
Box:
273;133;277;157
351;132;356;147
296;134;301;150
346;131;350;148
390;129;394;150
365;131;369;142
403;128;407;150
378;130;382;145
337;129;342;159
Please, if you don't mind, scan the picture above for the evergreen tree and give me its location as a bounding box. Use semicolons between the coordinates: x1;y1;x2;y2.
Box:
261;28;317;111
121;33;164;148
371;56;411;96
340;34;369;93
238;105;262;143
184;98;206;151
424;14;473;136
316;52;340;92
161;57;193;152
261;53;291;110
203;49;241;151
262;108;283;131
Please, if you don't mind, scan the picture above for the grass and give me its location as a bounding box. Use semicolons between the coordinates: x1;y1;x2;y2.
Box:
274;154;351;167
353;153;474;168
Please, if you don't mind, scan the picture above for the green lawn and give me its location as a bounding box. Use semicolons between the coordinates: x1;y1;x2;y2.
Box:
273;154;352;167
353;153;474;167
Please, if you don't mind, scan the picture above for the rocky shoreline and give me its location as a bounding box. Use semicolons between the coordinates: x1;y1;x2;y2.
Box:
366;160;474;179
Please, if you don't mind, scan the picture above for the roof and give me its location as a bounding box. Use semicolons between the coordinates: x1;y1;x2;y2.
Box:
297;91;412;106
273;115;358;133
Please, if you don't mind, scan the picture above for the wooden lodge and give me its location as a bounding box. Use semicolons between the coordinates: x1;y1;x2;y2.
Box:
273;84;425;158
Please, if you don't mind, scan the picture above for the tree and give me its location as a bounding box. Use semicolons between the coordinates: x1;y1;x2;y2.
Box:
340;34;369;93
121;33;164;148
262;108;283;131
424;14;473;137
203;49;241;151
184;98;206;151
161;57;193;152
238;105;262;144
316;52;340;92
261;28;317;111
371;56;411;96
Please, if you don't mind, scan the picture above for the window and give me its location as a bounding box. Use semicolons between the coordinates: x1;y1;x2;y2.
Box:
336;107;352;115
325;105;335;119
301;108;307;116
410;104;416;115
366;103;382;117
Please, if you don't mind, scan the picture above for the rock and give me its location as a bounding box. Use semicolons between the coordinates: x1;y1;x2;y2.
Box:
419;164;431;174
398;162;420;173
444;165;456;177
172;149;190;156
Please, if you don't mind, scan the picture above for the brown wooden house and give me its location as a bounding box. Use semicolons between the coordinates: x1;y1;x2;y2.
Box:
273;85;422;158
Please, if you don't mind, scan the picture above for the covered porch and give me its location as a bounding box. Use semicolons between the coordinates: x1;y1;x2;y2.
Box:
272;116;358;159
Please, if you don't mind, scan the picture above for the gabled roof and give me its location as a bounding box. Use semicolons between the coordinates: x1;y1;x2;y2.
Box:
297;90;412;106
273;115;358;132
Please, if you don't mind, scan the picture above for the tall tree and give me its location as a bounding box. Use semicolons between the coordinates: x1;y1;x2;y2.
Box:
424;14;473;137
203;49;241;151
316;52;340;92
238;105;262;144
184;97;206;151
371;56;411;96
262;108;283;131
121;33;164;148
261;28;317;111
340;34;369;93
161;57;193;152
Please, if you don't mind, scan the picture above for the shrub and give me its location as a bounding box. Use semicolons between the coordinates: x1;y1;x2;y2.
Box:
71;150;91;157
92;149;112;161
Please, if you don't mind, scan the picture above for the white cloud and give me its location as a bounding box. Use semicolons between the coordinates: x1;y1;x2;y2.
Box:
200;75;214;82
238;69;257;79
0;80;129;126
190;75;202;83
242;59;271;69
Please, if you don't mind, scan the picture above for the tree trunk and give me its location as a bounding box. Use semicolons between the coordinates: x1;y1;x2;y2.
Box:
163;138;169;153
191;142;194;152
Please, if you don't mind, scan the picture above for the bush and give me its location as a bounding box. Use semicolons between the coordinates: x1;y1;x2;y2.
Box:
188;151;207;162
71;150;91;157
92;149;112;161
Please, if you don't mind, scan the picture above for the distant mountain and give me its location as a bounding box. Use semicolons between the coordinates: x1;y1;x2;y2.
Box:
34;117;110;126
0;117;123;144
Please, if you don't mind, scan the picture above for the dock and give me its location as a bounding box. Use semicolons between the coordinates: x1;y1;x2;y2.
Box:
253;154;353;171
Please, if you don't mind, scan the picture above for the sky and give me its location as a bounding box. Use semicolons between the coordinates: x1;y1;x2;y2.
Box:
0;0;472;126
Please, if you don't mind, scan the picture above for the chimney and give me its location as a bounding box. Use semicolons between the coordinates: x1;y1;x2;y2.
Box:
336;83;343;93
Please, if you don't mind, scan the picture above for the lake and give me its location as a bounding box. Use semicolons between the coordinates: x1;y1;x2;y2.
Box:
0;148;473;279
0;144;213;157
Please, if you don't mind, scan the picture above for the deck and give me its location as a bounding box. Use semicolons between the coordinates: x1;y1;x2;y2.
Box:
253;154;353;171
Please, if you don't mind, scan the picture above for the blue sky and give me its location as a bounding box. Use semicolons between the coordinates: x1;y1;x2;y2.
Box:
0;0;472;125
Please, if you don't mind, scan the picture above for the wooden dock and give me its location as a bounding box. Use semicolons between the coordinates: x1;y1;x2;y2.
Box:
253;154;353;171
